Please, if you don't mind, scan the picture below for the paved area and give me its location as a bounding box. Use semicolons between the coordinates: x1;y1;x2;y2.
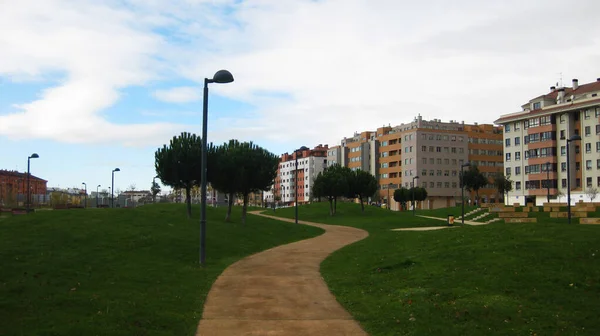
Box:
196;212;369;336
417;215;491;226
392;226;458;231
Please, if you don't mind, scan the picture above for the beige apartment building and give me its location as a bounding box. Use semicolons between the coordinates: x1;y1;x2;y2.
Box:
495;78;600;205
328;116;503;209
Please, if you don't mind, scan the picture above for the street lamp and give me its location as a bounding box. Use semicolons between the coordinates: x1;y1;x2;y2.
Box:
412;176;419;216
111;168;120;208
82;182;87;208
545;161;551;204
461;162;471;225
294;146;309;224
96;185;101;207
26;153;39;213
388;182;393;210
200;69;234;265
566;134;582;224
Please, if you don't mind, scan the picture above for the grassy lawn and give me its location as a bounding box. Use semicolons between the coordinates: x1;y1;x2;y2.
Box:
271;202;600;335
0;204;323;336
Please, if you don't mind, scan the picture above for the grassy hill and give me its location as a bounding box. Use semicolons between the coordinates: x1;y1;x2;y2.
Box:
273;202;600;335
0;204;323;335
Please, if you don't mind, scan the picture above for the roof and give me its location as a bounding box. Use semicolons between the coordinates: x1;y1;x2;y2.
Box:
0;169;47;182
495;97;600;124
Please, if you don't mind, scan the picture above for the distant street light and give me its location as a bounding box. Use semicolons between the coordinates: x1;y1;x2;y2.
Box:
566;135;582;224
111;168;120;208
96;185;101;208
412;176;420;216
461;162;471;225
27;153;39;213
200;69;234;265
294;146;309;224
82;182;87;208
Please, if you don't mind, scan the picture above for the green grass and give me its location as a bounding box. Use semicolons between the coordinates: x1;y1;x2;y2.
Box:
0;204;323;336
272;202;600;335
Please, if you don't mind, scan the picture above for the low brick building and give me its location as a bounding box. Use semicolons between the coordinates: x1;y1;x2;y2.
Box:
0;170;48;206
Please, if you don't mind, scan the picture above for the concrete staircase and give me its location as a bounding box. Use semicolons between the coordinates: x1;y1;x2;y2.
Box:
460;207;485;220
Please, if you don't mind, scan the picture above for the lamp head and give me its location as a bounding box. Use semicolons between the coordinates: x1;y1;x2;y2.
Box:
29;153;39;159
414;176;420;179
113;168;120;172
211;70;234;84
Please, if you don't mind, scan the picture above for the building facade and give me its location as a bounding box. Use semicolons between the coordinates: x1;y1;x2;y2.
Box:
0;170;48;206
331;116;503;209
495;78;600;206
265;145;329;205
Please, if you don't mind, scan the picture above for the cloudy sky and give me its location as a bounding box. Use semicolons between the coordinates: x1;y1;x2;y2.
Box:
1;0;600;193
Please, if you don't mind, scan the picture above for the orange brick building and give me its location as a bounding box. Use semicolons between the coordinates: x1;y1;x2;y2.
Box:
0;170;48;206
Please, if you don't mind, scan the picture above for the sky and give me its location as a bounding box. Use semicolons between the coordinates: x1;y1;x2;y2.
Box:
1;0;600;194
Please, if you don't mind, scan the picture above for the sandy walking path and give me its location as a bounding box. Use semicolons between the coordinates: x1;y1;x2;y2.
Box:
196;211;369;336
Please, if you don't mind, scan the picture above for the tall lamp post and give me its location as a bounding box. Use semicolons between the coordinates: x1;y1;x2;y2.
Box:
200;69;234;265
294;146;309;224
545;161;551;203
461;162;471;225
412;176;419;216
96;185;101;208
26;153;39;213
388;182;393;210
82;182;87;208
111;168;120;208
566;135;582;224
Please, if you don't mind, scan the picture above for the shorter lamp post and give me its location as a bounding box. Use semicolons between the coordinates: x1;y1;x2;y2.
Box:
27;153;39;213
111;168;120;208
82;182;87;208
461;162;471;225
545;161;551;203
412;176;419;216
96;185;101;207
566;135;582;224
294;146;309;224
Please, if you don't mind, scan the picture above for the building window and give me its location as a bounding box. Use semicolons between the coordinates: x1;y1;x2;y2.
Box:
533;102;541;110
597;159;600;169
515;152;521;161
560;114;566;123
576;162;581;171
576;178;581;188
505;124;511;132
516;181;521;190
585;126;591;136
437;158;442;164
421;169;427;176
561;146;566;156
506;153;511;161
560;130;565;139
506;167;511;176
586;143;592;153
421;146;427;152
436;170;442;176
430;182;434;188
562;179;567;188
459;148;464;153
585;110;591;119
444;182;450;188
430;170;434;176
561;162;567;172
575;146;580;154
444;159;450;164
437;182;442;188
444;170;449;176
515;166;521;175
505;138;511;147
586;160;592;170
422;158;427;164
514;137;520;146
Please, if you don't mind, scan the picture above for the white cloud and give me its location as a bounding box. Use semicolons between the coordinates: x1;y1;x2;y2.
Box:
2;0;600;151
152;87;202;103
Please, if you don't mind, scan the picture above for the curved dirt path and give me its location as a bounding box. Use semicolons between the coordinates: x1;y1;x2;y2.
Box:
196;211;369;336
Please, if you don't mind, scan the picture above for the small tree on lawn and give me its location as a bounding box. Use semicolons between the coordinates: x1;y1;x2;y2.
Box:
348;169;378;213
494;172;513;205
313;164;351;216
210;140;242;222
586;187;598;202
393;187;410;211
414;187;428;209
463;164;488;205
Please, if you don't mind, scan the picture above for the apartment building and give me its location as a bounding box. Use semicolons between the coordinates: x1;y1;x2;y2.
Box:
495;78;600;206
265;145;328;205
331;116;503;209
0;170;48;206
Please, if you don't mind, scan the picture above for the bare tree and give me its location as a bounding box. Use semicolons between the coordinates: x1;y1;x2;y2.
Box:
586;187;598;202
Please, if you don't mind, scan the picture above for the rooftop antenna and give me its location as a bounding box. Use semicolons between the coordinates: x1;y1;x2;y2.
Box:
557;72;563;87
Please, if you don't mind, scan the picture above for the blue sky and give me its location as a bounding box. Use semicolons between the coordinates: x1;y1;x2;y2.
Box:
1;0;600;194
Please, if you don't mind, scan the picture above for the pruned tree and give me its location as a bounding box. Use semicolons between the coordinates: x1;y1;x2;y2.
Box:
412;187;428;209
210;140;242;222
586;187;598;202
494;172;513;205
154;132;203;218
393;187;410;210
348;170;378;212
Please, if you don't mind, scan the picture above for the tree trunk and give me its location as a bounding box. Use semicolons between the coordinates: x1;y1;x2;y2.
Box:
241;193;249;225
360;195;364;212
185;186;192;219
334;197;337;215
328;197;334;216
225;192;234;222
